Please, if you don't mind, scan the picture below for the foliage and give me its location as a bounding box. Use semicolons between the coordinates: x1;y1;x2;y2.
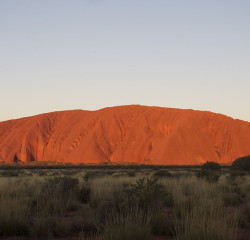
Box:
232;155;250;171
125;177;174;210
201;161;221;171
197;162;222;183
197;170;221;183
44;176;79;195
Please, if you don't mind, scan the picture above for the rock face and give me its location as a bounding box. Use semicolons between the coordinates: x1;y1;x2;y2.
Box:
0;105;249;165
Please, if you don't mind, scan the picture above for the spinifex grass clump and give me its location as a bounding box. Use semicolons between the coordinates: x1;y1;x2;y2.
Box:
162;176;240;240
174;202;239;240
29;176;81;237
101;203;152;240
0;175;92;238
0;181;30;236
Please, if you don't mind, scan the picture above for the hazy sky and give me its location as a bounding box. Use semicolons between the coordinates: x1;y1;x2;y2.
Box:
1;0;250;122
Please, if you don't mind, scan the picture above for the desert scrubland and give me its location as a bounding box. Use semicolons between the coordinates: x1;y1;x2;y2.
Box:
0;164;250;240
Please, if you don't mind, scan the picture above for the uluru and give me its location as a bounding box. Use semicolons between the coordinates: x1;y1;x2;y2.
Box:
0;105;249;165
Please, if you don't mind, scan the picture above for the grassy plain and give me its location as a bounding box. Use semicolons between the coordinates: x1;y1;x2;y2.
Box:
0;166;249;239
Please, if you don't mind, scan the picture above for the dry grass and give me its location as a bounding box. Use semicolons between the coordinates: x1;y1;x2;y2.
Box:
0;168;249;239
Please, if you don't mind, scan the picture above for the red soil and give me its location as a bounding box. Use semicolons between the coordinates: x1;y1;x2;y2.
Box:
0;105;249;165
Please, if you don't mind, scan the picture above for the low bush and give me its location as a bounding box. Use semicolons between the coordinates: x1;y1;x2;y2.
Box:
232;155;250;171
125;177;174;211
202;162;221;171
97;177;173;232
197;170;221;183
197;162;221;183
44;176;79;195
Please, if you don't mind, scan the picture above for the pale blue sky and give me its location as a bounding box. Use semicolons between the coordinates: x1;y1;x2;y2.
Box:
0;0;250;122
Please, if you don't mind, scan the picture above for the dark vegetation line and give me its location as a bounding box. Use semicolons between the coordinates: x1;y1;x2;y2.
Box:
0;163;231;170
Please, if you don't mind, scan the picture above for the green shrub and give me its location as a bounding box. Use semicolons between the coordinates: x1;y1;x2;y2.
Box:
97;177;173;227
197;162;221;183
45;176;79;195
197;170;221;183
232;155;250;171
202;161;221;171
126;177;174;211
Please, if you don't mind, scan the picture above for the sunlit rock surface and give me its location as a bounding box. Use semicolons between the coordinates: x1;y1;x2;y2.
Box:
0;105;249;165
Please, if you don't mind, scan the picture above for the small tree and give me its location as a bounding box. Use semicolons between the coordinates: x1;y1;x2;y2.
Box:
232;155;250;171
202;161;221;171
197;161;221;183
